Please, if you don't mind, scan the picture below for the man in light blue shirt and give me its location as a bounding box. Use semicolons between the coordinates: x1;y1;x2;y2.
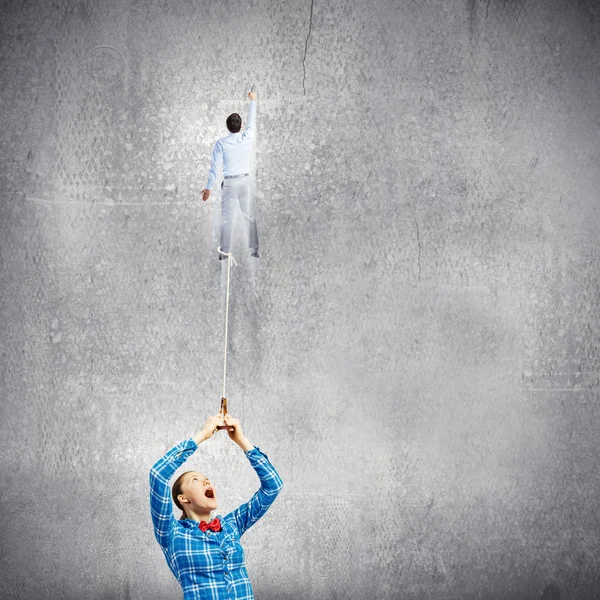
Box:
202;91;259;260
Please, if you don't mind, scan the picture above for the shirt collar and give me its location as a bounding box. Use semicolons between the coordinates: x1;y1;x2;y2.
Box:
180;514;223;528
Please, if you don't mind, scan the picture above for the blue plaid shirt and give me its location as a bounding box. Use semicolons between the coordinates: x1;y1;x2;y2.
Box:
149;438;283;599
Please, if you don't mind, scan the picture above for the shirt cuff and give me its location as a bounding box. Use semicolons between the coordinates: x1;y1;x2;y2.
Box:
244;446;271;462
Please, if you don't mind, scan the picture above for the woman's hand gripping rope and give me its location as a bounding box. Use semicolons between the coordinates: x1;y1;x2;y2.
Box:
196;411;243;446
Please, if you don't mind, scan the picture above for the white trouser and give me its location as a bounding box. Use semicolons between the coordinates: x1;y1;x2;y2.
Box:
219;176;259;254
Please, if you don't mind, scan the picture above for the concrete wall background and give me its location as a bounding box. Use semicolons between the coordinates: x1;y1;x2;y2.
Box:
1;0;599;598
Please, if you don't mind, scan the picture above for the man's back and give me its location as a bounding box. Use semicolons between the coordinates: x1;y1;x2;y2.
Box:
205;100;256;190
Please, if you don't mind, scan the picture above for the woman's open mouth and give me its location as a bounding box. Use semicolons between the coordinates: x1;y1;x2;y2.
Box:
205;488;215;499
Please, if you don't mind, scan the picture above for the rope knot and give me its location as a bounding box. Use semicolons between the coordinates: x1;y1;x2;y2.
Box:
217;246;238;266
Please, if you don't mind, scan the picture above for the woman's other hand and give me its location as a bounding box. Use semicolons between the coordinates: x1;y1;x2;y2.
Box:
223;413;245;445
196;413;225;443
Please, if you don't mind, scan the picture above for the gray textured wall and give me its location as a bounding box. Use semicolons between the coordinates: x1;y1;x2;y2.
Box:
1;0;599;598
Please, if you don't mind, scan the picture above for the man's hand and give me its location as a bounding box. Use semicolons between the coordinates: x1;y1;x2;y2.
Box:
248;91;257;100
202;189;210;201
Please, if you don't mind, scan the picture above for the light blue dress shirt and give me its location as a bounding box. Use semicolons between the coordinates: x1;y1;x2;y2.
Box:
205;100;257;190
149;437;283;599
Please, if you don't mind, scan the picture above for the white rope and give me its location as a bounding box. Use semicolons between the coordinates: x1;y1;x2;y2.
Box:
217;246;237;400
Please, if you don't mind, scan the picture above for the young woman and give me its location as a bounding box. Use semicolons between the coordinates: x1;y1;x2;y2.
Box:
149;411;283;599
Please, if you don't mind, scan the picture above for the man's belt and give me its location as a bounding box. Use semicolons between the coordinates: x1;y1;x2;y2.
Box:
224;173;249;179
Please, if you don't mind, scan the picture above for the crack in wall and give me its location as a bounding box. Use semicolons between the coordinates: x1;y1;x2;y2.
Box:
302;0;315;96
413;205;421;282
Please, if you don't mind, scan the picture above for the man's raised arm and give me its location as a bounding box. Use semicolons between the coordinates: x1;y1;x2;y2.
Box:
242;91;257;140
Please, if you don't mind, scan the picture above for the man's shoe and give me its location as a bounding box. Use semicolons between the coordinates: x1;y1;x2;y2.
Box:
250;252;259;258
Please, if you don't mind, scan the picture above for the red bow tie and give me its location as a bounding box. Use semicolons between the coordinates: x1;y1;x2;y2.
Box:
199;517;221;533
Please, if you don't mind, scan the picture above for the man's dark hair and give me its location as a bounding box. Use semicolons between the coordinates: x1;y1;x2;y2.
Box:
226;113;242;133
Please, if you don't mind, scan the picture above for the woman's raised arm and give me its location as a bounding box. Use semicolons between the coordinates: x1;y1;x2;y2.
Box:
221;413;284;537
230;445;284;537
149;438;198;548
